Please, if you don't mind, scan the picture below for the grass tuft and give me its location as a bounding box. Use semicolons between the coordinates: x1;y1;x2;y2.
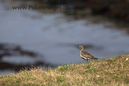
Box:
59;66;68;72
0;55;129;86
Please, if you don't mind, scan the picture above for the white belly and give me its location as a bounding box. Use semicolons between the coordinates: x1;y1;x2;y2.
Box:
80;51;90;59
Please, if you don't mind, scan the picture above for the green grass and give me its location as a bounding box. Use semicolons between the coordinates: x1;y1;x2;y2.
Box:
0;55;129;86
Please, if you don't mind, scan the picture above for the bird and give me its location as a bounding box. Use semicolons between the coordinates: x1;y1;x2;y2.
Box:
79;45;98;61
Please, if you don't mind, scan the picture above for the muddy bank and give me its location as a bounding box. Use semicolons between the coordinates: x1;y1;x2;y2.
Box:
44;0;129;22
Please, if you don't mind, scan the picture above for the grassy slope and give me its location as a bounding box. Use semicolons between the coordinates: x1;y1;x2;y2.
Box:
0;55;129;86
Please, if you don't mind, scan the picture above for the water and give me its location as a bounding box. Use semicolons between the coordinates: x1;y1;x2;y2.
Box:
0;2;129;75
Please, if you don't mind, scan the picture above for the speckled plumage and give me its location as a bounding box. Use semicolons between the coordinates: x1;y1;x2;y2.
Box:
79;45;98;61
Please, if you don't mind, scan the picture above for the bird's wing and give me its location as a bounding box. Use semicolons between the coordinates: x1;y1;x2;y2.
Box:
82;50;91;55
82;50;97;59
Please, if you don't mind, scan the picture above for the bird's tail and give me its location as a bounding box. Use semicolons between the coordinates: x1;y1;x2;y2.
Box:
93;58;98;59
91;56;98;60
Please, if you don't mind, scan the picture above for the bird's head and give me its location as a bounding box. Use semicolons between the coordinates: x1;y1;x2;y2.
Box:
79;45;84;50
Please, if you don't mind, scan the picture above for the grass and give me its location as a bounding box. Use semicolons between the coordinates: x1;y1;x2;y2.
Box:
0;55;129;86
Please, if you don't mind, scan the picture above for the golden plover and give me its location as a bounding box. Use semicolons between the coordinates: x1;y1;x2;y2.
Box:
79;45;98;61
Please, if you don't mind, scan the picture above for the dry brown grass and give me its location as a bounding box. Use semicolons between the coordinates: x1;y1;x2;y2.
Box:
0;55;129;86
